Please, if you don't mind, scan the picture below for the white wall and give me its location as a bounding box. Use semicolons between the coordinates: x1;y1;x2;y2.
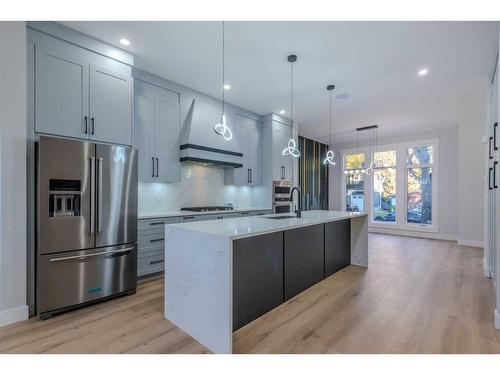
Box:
138;164;255;213
458;116;487;246
0;22;28;326
329;125;460;240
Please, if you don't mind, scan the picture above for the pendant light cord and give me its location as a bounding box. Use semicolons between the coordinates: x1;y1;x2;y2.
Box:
222;21;225;116
329;90;332;147
290;60;293;127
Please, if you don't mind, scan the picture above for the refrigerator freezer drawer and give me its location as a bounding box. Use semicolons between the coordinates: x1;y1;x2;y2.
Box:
38;244;137;314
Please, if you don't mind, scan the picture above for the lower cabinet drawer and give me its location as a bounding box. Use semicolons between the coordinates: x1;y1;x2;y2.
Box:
138;231;164;255
138;217;179;231
138;252;165;277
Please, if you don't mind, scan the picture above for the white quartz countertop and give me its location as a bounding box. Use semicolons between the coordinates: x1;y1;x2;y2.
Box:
139;207;272;220
166;210;367;239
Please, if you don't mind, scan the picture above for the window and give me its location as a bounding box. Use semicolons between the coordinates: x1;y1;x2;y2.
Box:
343;153;365;212
341;139;438;232
372;150;396;222
406;145;433;225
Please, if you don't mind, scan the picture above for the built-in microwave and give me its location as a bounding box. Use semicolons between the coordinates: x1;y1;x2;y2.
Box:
272;180;293;214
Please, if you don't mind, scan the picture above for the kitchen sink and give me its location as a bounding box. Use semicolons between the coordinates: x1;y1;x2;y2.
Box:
260;215;297;220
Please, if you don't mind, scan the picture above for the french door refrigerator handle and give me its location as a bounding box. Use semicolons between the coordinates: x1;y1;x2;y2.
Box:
97;157;103;232
89;156;96;234
49;247;134;263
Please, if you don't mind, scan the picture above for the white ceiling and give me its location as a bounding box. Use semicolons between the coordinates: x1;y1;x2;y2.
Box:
61;21;498;144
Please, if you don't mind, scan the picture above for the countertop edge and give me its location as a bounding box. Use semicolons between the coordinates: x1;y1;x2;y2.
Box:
139;208;272;220
165;212;368;240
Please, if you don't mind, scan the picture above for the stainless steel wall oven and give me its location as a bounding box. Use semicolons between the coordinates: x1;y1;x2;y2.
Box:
272;180;293;214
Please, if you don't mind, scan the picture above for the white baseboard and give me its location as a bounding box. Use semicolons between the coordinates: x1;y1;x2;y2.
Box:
483;257;492;278
457;239;484;248
368;227;457;241
0;305;29;327
495;309;500;330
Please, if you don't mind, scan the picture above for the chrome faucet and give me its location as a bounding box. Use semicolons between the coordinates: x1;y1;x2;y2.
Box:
290;186;302;218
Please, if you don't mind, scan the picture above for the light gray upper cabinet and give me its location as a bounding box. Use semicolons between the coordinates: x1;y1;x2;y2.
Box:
224;114;262;186
272;122;293;181
134;89;155;182
35;45;89;139
89;65;132;145
34;42;132;145
154;93;180;182
134;79;180;183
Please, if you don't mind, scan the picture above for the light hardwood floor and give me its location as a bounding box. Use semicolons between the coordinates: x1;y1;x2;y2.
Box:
1;234;499;354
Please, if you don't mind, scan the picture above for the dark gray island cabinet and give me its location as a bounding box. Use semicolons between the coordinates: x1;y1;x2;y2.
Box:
165;210;368;353
232;219;354;331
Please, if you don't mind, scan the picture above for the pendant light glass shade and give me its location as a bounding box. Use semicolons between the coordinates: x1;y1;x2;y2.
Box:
323;84;336;166
214;21;232;141
282;55;300;158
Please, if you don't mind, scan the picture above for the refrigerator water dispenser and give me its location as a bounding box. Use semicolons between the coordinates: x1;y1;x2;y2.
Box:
48;179;81;217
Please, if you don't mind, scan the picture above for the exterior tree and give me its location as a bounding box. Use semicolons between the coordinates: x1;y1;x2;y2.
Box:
407;147;432;224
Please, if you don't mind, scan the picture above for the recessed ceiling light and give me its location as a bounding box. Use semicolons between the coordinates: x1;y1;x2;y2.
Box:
418;68;428;76
223;84;231;90
119;38;130;46
279;110;286;114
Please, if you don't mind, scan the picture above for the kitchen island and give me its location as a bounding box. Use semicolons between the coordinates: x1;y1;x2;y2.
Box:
164;210;368;353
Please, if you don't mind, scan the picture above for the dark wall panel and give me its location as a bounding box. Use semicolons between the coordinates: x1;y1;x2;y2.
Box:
298;136;329;210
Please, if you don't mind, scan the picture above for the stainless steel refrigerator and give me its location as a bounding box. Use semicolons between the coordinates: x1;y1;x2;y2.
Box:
36;136;138;319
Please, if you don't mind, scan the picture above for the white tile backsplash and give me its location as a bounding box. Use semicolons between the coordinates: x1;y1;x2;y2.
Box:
138;164;254;213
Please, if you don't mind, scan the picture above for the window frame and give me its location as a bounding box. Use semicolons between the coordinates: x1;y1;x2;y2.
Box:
340;138;439;233
341;152;367;214
372;149;397;225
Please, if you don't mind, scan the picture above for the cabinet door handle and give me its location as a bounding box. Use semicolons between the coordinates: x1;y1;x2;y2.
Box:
91;117;95;135
182;216;195;220
156;158;159;178
494;161;498;189
250;169;253;183
150;221;165;226
84;116;88;134
150;238;164;243
489;137;493;159
152;157;155;178
494;122;498;151
489;167;493;190
150;259;164;265
247;168;250;183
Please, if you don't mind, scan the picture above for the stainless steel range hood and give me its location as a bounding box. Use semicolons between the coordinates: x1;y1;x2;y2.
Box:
180;99;243;168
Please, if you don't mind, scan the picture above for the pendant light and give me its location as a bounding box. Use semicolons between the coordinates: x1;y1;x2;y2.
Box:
323;84;336;165
282;54;300;158
214;21;232;141
365;126;378;175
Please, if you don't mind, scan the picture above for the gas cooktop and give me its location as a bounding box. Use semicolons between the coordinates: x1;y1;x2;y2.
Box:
180;206;234;212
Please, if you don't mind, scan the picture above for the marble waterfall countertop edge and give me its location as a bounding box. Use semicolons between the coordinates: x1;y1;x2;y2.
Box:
138;207;272;220
165;210;367;240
